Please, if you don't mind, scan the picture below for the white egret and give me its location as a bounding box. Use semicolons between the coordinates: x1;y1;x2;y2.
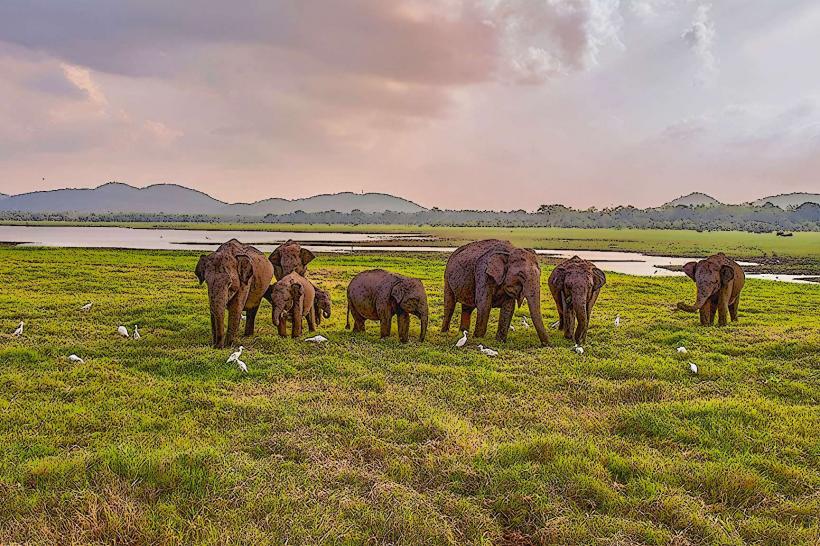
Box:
68;354;85;363
133;325;141;340
455;330;468;348
478;344;498;357
689;362;698;374
117;325;129;338
305;335;328;343
677;346;687;354
521;317;530;329
12;321;24;337
574;345;584;355
614;314;621;327
227;346;244;364
236;359;248;373
80;302;93;311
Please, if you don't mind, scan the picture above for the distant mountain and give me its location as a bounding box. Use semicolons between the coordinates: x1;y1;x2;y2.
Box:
751;192;820;209
0;182;426;214
663;192;723;207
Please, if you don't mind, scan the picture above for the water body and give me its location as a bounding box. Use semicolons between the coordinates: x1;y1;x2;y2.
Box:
0;225;813;283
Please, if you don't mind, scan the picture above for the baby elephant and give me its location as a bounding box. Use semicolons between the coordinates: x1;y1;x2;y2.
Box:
548;256;606;345
346;269;428;343
677;253;745;326
313;285;332;327
266;272;316;338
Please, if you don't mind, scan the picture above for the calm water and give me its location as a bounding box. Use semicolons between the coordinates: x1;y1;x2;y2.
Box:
0;225;813;283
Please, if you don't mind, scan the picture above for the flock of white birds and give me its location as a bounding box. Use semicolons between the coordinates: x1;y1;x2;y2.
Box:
8;304;700;375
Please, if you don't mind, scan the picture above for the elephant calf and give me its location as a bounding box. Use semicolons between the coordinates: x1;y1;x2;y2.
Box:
548;256;606;345
313;285;332;327
346;269;428;343
267;272;316;338
677;253;745;326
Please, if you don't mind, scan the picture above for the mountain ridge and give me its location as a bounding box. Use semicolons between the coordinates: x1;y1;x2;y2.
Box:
664;191;819;209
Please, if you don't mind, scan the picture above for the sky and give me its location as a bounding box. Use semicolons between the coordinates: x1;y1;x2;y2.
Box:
1;0;819;210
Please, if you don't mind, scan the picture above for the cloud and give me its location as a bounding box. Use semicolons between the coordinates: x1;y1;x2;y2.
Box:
681;3;717;81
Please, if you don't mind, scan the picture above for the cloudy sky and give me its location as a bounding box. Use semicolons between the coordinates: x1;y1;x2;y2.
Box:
1;0;818;209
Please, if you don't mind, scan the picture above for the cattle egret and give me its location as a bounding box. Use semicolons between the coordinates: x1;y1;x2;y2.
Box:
455;330;468;348
80;302;93;311
677;346;687;354
236;359;248;373
305;335;328;343
550;320;560;329
227;346;244;364
12;321;24;337
521;317;530;328
574;345;584;355
133;325;141;340
117;325;129;338
614;314;621;327
689;362;698;374
68;354;84;363
478;344;499;357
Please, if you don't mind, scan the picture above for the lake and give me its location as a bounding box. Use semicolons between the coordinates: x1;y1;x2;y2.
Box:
0;225;812;283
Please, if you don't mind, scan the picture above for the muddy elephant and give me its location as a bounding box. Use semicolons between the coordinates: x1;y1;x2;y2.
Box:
266;272;316;338
548;256;606;345
442;240;549;345
346;269;428;343
677;253;745;326
269;240;316;281
195;239;273;348
313;285;332;327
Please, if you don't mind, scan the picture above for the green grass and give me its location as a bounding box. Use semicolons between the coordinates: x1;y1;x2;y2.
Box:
4;222;820;259
1;247;818;544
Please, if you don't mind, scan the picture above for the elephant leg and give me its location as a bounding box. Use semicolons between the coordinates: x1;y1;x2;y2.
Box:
729;295;740;322
441;281;456;333
277;317;288;337
226;297;243;346
496;298;515;342
474;281;494;338
459;304;474;332
243;306;259;336
397;313;410;343
717;290;730;327
292;305;303;338
550;290;564;329
379;311;393;339
307;307;316;333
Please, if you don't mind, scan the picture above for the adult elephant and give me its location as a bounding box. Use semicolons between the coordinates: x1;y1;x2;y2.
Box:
548;256;606;345
677;253;745;326
269;240;315;281
346;270;428;343
195;239;273;348
442;240;549;345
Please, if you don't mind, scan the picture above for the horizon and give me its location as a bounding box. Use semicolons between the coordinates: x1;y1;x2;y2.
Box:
2;2;820;208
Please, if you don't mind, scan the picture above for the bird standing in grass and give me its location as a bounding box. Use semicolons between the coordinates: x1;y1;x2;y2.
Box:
12;321;24;337
68;354;84;363
305;335;328;343
677;346;687;354
689;362;698;374
133;325;141;340
80;302;93;311
117;325;129;338
227;346;244;364
614;314;620;327
574;345;584;355
478;344;498;357
455;330;468;348
236;359;248;373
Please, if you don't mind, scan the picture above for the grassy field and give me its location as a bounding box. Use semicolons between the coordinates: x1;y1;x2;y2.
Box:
3;222;820;260
1;247;818;544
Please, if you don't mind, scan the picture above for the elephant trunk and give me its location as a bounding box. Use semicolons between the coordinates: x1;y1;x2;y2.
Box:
572;288;588;343
677;290;710;312
525;288;550;346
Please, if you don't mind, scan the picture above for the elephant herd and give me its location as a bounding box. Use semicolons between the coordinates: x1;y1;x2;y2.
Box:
196;238;746;349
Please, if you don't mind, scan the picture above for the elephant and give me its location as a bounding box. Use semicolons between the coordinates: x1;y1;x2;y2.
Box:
677;253;745;326
547;256;606;345
195;239;273;348
442;239;549;345
313;285;332;327
269;240;316;281
345;269;428;343
266;272;316;338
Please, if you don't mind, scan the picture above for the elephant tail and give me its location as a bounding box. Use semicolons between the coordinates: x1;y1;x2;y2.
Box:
346;301;351;329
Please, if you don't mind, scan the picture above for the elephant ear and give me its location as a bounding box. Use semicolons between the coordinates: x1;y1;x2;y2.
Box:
236;254;254;284
268;248;281;266
195;255;210;284
390;280;408;307
720;265;735;285
290;282;303;301
682;261;698;280
300;247;316;266
486;253;508;285
549;267;566;292
592;267;606;291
